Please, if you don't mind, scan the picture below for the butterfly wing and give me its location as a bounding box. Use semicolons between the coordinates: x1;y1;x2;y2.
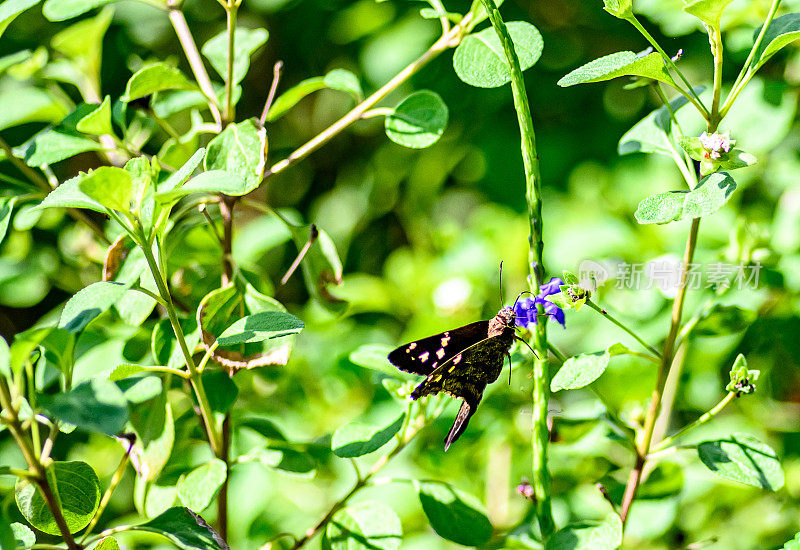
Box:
387;321;489;376
409;333;512;450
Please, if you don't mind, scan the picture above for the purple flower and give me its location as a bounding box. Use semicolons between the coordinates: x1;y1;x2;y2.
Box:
698;131;733;159
517;478;535;500
514;277;566;329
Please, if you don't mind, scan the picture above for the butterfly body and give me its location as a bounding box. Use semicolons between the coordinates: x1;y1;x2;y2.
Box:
388;307;516;450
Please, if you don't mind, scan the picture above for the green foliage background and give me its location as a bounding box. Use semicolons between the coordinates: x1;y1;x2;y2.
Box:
1;0;800;548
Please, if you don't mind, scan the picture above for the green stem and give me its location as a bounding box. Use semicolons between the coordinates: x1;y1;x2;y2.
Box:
80;439;134;543
710;25;724;127
585;300;662;359
478;0;554;538
628;17;710;119
264;15;473;178
652;392;736;453
224;2;238;123
137;226;222;454
618;217;700;526
650;83;697;188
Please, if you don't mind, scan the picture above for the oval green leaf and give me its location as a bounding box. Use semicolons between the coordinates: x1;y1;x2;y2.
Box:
385;90;448;149
453;21;543;88
11;521;35;548
417;481;492;546
40;378;129;436
201;27;268;86
35;173;104;212
177;459;227;512
94;537;121;550
154;170;250;202
634;172;737;224
545;513;623;550
325;501;402;550
76;95;112;135
132;507;229;550
683;0;735;28
15;461;101;535
216;310;305;346
122;63;197;102
558;51;675;88
697;433;784;490
58;281;133;332
204;120;265;191
753;13;800;70
551;350;611;392
331;413;405;458
78;166;132;212
42;0;116;21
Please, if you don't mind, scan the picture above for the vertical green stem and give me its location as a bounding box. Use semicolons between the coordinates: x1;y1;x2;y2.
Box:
478;1;554;537
224;2;238;123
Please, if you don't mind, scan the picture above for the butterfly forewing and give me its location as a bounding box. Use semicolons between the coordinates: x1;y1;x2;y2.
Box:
387;320;490;376
388;307;517;450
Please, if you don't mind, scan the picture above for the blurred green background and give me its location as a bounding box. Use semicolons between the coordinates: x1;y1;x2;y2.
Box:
2;0;800;548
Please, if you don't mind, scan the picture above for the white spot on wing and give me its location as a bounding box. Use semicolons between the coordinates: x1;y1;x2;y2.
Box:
419;351;430;362
441;336;450;347
436;348;445;359
453;354;462;365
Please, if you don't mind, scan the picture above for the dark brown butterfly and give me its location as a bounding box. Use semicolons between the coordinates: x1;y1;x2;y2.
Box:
387;306;517;451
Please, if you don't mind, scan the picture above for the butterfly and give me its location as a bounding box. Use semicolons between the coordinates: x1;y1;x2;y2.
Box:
387;305;519;451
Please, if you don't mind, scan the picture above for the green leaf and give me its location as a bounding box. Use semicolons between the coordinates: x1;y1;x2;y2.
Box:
216;311;304;346
76;96;113;135
551;350;610;392
201;370;238;414
238;417;286;441
417;481;492;546
545;513;623;550
683;0;735;28
0;509;17;550
203;120;265;191
15;461;101;535
35;173;104;212
0;197;15;246
0;336;10;379
131;507;229;550
129;394;174;481
251;445;316;477
50;8;112;85
618;88;704;156
603;0;633;20
42;0;116;21
332;413;405;458
0;0;40;37
160;148;205;192
123;63;198;102
22;130;102;168
325;501;401;550
753;14;800;70
385;90;448;149
117;376;162;404
697;433;784;490
466;0;503;31
78;166;132;211
453;21;543;88
125;156;153;209
201;27;269;86
694;304;756;336
59;281;133;332
634;172;737;224
0;87;68;131
40;378;129;436
110;364;146;381
177;459;227;512
783;532;800;550
10;522;35;549
154;170;250;202
348;343;403;377
94;537;121;550
324;69;363;99
265;68;363;121
558;51;675;88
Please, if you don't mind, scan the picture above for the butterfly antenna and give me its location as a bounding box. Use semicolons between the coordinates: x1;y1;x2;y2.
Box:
514;335;539;359
499;260;504;308
507;353;512;385
512;290;532;310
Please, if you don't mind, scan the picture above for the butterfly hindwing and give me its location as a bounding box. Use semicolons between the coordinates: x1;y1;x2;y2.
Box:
387;321;490;376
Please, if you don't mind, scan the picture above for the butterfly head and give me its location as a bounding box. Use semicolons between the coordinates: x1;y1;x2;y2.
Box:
489;306;516;336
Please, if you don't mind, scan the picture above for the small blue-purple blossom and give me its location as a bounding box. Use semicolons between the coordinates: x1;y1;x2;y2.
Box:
514;277;566;329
